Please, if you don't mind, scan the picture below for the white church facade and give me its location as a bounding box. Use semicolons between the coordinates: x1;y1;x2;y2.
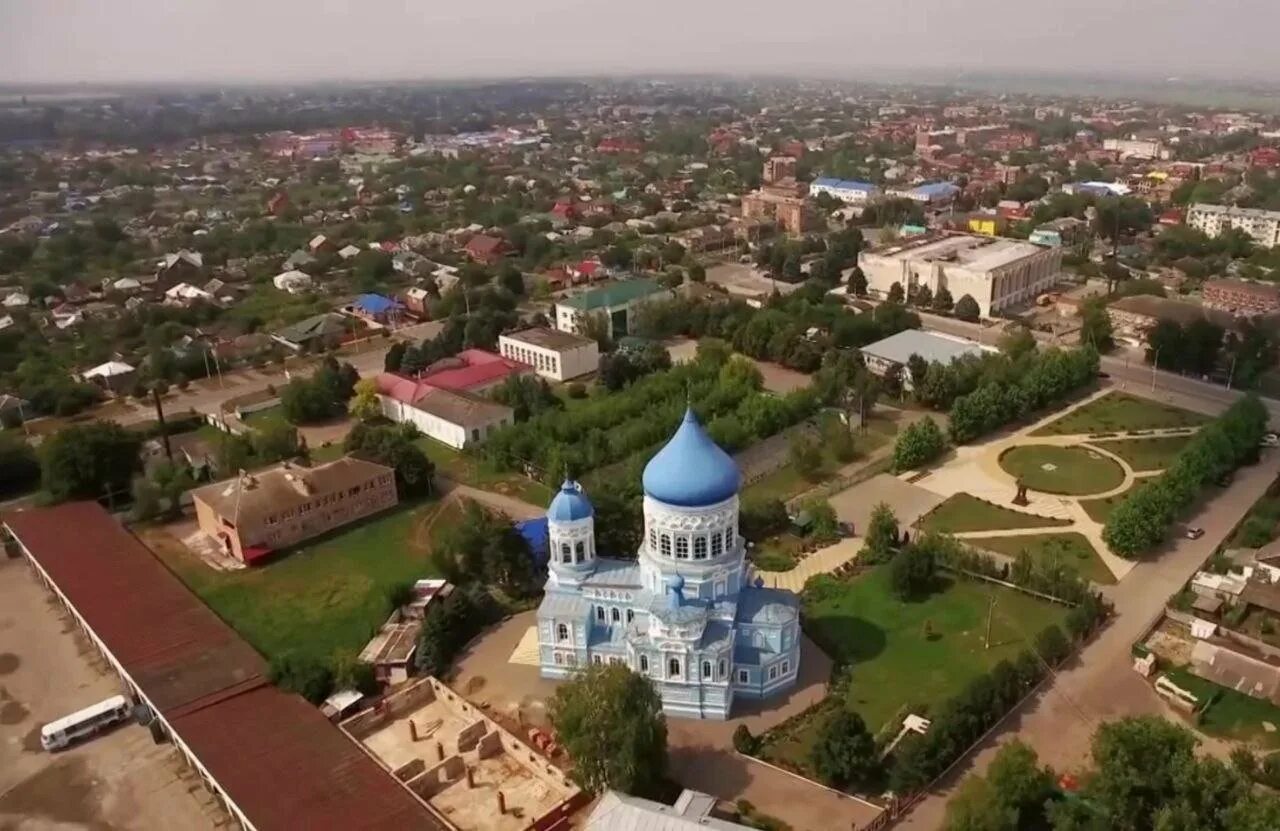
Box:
535;407;801;719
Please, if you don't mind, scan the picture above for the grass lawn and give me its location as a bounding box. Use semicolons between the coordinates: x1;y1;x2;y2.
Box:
917;493;1071;534
999;444;1125;496
1230;495;1280;548
242;405;293;431
146;498;453;663
741;419;895;505
1090;435;1193;472
1163;666;1280;749
965;532;1117;585
1032;391;1206;436
748;535;803;571
1080;477;1154;524
766;567;1067;769
416;438;555;507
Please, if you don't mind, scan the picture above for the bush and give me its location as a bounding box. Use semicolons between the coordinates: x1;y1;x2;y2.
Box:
740;499;790;541
892;416;946;472
566;382;587;399
954;294;981;322
268;653;334;704
733;724;759;755
889;542;938;600
1033;625;1071;667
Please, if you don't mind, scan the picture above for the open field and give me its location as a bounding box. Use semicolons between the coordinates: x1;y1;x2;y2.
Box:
965;532;1117;585
1080;477;1154;524
916;493;1071;534
144;498;453;662
999;444;1125;496
741;417;896;505
417;439;554;506
801;568;1067;735
1031;392;1206;436
1090;435;1193;472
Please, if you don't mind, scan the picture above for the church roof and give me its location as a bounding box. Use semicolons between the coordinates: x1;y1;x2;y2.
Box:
736;587;799;626
547;479;593;522
642;408;740;507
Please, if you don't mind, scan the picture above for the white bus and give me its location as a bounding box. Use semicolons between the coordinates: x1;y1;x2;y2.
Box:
40;695;133;751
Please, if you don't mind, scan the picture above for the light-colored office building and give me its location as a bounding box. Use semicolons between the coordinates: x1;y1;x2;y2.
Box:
808;178;880;204
499;327;599;381
1187;204;1280;248
192;458;398;564
555;279;668;339
857;233;1063;318
374;373;514;450
1103;137;1169;159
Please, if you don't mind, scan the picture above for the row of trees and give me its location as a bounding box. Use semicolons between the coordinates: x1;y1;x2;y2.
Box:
343;421;435;497
1104;395;1269;557
479;347;819;480
415;585;502;678
948;347;1099;444
946;718;1280;830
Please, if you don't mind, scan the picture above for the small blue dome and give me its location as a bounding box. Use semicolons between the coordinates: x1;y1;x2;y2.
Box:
547;480;593;522
642;408;740;507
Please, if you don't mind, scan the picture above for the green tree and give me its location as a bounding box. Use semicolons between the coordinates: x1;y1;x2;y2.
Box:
848;266;868;296
987;741;1055;830
40;421;142;503
344;422;436;498
946;775;1018;831
550;664;668;797
1079;298;1113;352
0;431;40;497
268;652;334;705
933;286;955;314
892;416;946;472
889;539;938;600
1000;326;1037;361
811;708;877;788
888;281;905;304
434;499;535;593
350;378;383;422
789;433;823;480
864;502;900;559
955;294;981;322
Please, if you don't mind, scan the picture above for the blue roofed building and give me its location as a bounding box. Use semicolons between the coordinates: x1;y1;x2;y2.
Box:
535;407;801;719
896;181;961;208
808;177;881;205
514;517;549;566
350;293;405;324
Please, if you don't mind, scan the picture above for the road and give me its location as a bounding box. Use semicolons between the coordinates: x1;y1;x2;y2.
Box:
895;448;1280;829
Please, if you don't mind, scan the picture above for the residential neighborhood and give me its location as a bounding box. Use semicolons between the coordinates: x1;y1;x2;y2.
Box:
5;10;1280;831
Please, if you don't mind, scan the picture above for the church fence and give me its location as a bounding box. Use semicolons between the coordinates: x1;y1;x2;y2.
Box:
730;750;889;829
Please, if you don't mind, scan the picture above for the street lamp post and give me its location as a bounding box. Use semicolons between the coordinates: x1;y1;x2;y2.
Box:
1151;348;1160;393
1227;353;1238;391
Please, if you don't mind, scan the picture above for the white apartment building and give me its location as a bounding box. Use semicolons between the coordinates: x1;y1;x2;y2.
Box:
499;327;600;382
857;233;1063;319
1187;204;1280;248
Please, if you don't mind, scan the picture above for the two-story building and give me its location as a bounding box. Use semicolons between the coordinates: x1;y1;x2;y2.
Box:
191;458;398;565
498;327;599;382
554;279;668;340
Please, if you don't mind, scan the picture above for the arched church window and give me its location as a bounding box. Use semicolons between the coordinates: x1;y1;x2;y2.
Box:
592;654;602;665
554;652;563;665
723;528;734;550
561;543;572;563
660;534;672;557
675;537;689;559
668;658;681;678
718;659;726;679
702;661;712;679
626;609;634;623
596;606;605;622
711;533;723;557
693;536;708;559
639;654;649;673
649;528;657;548
557;624;569;641
611;607;621;623
574;541;585;560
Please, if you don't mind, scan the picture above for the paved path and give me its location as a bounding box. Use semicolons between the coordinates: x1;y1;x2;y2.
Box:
895;449;1280;829
438;480;545;520
753;537;864;592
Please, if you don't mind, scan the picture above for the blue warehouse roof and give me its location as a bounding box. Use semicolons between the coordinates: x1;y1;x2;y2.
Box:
813;177;877;192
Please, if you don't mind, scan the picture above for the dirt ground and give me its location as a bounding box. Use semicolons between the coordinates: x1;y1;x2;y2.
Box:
0;556;223;831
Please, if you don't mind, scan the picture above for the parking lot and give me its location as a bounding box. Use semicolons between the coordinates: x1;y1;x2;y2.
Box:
0;555;222;830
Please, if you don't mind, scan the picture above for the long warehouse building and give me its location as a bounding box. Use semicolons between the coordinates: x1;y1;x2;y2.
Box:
3;501;449;831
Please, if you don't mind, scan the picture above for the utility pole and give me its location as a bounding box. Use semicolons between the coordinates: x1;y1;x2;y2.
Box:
984;595;996;650
152;386;173;462
1151;348;1160;393
1227;352;1238;391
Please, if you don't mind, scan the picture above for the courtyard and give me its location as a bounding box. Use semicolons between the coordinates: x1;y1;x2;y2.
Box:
1031;390;1207;436
998;444;1126;495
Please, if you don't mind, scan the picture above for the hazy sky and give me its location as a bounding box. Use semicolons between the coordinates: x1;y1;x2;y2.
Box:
3;0;1278;85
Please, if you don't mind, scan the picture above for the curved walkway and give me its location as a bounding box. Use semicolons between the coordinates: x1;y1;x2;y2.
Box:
751;536;864;592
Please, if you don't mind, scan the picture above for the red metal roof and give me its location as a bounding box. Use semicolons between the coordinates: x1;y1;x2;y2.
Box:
4;503;446;831
4;501;265;714
172;684;446;831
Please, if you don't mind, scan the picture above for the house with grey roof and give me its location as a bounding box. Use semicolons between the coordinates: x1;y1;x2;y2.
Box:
585;789;752;830
858;328;990;390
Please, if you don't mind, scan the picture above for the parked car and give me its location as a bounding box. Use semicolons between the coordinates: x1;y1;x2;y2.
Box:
1184;527;1205;540
1262;432;1279;448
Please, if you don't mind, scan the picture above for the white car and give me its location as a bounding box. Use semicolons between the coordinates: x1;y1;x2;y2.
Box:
1262;433;1279;448
1184;527;1205;540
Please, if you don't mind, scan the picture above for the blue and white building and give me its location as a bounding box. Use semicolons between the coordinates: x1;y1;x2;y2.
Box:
535;408;801;719
809;177;881;205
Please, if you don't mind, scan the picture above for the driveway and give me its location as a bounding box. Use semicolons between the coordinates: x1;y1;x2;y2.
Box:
895;448;1280;829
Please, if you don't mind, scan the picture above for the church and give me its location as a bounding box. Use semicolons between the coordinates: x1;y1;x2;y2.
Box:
535;407;801;719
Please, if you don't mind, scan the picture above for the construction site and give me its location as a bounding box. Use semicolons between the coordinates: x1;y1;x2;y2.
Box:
341;678;586;831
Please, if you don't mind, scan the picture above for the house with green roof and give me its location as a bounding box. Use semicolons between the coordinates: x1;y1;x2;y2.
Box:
554;278;669;339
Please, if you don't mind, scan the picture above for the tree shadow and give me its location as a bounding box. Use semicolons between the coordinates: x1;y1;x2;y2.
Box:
809;614;887;665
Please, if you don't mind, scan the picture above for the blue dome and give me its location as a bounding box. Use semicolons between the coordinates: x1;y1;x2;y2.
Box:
642;408;740;507
547;480;593;522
